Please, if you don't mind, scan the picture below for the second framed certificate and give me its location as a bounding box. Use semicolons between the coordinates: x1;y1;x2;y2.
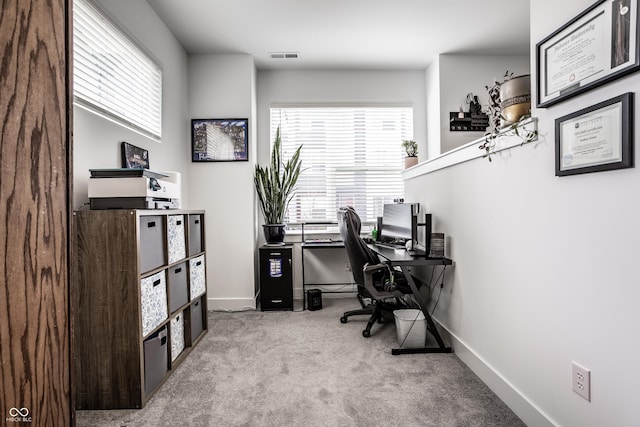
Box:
555;92;633;176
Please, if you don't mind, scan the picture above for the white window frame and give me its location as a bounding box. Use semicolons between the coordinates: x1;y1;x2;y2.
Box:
270;105;413;224
73;0;162;141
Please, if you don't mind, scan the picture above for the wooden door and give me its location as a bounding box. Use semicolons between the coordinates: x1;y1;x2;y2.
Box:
0;0;72;425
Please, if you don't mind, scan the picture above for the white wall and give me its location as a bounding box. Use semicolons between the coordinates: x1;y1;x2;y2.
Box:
405;1;640;426
73;3;259;310
425;57;441;161
438;54;530;154
256;69;427;296
73;0;190;209
188;54;258;310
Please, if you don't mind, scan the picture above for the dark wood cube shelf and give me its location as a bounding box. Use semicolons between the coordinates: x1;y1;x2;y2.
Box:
72;209;208;409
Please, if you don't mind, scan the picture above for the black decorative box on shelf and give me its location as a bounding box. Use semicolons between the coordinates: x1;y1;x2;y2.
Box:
449;112;489;132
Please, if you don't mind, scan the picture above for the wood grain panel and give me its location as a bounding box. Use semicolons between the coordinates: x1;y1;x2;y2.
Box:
73;211;143;409
0;0;71;425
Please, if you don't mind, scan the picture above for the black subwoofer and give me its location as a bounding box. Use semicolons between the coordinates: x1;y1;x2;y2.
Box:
307;289;323;311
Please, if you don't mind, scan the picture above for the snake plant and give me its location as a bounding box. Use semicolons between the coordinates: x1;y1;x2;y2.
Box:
254;126;303;224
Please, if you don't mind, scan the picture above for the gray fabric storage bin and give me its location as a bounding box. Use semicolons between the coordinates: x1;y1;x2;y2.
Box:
143;326;168;396
190;298;204;342
188;214;203;255
139;215;165;273
168;262;188;313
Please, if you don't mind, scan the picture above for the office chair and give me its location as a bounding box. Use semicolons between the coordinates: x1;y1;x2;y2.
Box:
337;206;411;337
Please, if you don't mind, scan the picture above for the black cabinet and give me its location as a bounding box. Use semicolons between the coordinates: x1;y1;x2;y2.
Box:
259;245;293;311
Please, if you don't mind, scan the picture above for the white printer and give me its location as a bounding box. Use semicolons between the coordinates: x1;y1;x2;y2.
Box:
88;169;181;209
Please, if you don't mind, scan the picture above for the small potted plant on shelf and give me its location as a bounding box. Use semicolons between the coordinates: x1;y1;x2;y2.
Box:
401;139;418;169
254;126;303;245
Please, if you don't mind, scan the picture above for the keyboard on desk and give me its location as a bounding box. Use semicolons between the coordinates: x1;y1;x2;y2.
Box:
305;238;334;243
374;242;406;250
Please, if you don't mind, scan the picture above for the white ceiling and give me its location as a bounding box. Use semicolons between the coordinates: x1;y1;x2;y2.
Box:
147;0;531;70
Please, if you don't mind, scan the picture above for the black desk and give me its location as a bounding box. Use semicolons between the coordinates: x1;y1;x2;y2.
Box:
301;240;355;310
368;244;453;355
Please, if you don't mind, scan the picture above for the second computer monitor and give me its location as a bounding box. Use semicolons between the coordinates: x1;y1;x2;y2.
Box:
381;203;417;243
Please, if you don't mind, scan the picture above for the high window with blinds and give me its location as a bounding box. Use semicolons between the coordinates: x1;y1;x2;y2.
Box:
73;0;162;141
271;106;413;223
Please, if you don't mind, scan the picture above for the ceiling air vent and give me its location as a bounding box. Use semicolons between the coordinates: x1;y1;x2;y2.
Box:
270;52;299;59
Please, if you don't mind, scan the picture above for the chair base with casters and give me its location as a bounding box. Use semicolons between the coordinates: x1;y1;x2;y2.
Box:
339;263;407;337
340;299;404;337
339;291;373;326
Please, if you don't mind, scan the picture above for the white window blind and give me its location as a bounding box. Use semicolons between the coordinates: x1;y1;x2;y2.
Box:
271;106;413;223
73;0;162;141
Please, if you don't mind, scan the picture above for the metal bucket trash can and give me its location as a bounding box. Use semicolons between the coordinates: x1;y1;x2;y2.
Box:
394;309;426;349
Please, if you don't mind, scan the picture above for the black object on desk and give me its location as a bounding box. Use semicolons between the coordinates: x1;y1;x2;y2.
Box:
368;243;453;355
259;245;293;311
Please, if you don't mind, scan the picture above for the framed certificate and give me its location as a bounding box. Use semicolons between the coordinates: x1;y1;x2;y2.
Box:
537;0;640;108
555;92;633;176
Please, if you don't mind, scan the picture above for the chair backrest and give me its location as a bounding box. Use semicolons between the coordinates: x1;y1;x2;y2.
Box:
338;207;380;286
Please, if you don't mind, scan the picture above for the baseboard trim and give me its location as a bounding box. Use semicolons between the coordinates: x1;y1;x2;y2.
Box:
434;320;557;427
208;297;257;312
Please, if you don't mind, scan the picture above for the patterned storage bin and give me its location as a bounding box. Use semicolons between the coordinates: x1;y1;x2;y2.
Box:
140;271;168;337
190;255;206;300
170;312;185;362
167;215;186;264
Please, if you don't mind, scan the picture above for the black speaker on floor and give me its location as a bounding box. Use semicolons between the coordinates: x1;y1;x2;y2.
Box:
307;289;323;311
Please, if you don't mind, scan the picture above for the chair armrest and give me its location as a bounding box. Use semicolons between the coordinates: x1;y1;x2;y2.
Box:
362;263;404;300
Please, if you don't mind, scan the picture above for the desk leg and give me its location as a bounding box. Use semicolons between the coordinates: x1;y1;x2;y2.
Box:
393;265;451;355
301;248;306;311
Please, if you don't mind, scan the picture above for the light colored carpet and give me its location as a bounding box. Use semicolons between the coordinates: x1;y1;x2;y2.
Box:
76;298;525;427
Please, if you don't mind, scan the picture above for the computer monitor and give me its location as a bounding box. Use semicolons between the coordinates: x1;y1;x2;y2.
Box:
380;203;417;243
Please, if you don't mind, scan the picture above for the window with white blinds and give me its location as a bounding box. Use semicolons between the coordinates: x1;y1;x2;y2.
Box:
271;106;413;223
73;0;162;141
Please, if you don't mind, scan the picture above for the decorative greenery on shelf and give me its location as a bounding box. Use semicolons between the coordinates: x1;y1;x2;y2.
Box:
478;115;538;161
485;71;513;135
479;71;537;161
254;126;303;224
401;139;417;157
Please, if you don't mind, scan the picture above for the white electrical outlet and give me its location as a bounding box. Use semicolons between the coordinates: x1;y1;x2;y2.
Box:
572;362;591;401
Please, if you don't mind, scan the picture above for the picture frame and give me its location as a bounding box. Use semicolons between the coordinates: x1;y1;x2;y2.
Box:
555;92;633;176
537;0;640;108
191;118;249;162
121;142;149;169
